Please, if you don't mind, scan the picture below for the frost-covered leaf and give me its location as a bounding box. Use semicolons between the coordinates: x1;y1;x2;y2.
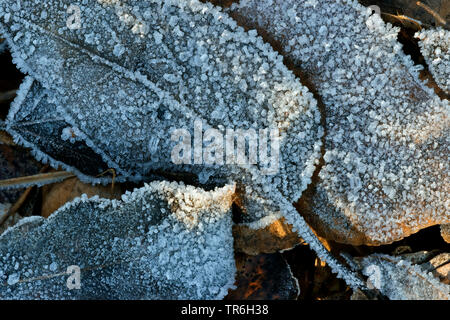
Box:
355;253;450;300
0;181;236;299
227;252;300;300
230;0;450;245
441;224;450;243
416;27;450;94
6;77;111;182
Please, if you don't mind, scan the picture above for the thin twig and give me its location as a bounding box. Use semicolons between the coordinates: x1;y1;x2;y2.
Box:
0;168;74;226
0;166;50;227
96;168;116;190
416;1;446;26
382;12;423;30
0;171;75;190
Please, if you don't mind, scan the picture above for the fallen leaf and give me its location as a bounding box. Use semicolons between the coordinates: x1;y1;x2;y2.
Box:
226;252;299;300
41;175;123;218
441;224;450;243
355;253;450;300
416;27;450;94
229;0;450;245
420;252;450;285
0;181;236;299
6;78;111;182
233;217;303;255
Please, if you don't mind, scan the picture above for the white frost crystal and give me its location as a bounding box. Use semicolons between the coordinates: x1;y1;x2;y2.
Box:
357;254;450;300
230;0;450;245
416;27;450;94
0;181;236;299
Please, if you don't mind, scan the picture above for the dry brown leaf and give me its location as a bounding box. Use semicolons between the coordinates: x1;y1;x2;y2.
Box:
226;252;299;300
41;175;123;218
233;217;304;255
421;253;450;285
441;224;450;243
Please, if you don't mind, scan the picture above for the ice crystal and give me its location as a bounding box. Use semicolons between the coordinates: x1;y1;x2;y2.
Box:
356;254;450;300
230;0;450;245
0;181;236;299
416;27;450;94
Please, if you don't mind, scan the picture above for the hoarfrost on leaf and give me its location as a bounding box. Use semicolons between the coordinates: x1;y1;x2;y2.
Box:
416;27;450;94
355;253;450;300
0;181;236;299
441;224;450;243
229;0;450;245
5;77;111;183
